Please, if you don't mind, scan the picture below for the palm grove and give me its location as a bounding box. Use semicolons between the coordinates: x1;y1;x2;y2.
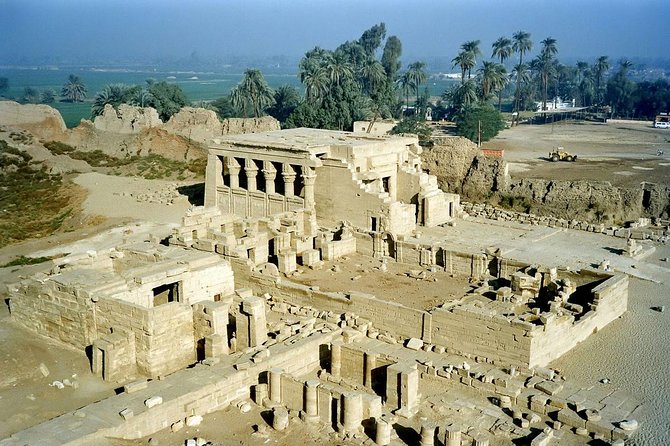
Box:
210;25;670;142
3;24;669;143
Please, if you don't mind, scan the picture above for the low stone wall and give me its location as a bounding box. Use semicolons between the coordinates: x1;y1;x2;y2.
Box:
430;272;628;368
246;273;428;341
463;202;669;243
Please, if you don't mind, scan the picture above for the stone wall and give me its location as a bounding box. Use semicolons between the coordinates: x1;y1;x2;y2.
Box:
246;273;428;340
430;272;628;368
528;273;628;367
430;303;534;366
8;280;95;349
93;299;196;378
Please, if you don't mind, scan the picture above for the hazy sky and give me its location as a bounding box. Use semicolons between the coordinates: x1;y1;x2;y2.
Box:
2;0;668;66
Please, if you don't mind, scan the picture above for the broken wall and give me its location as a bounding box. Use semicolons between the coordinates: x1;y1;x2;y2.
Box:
528;274;628;367
315;160;391;231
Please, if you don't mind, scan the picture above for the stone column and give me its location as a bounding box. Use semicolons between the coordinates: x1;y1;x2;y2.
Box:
375;416;392;446
419;422;436;446
342;392;363;433
302;379;319;422
282;163;296;196
227;157;241;188
272;406;289;431
444;424;461;446
364;352;376;388
302;166;316;208
331;341;342;378
473;434;489;446
244;158;258;191
262;161;277;194
269;368;282;404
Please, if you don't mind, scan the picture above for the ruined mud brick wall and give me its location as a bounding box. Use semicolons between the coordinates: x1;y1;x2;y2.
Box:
528;273;628;367
246;274;428;340
0;101;68;140
96;299;196;377
8;279;96;348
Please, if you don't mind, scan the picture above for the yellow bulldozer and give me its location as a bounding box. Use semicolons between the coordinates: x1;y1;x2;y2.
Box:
549;147;577;162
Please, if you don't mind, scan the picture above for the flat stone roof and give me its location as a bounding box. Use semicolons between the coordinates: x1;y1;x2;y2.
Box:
210;127;417;154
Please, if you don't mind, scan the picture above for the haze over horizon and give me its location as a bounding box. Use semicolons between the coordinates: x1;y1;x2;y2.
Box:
2;0;669;70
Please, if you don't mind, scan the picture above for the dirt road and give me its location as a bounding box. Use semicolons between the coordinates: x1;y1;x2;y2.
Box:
483;121;670;187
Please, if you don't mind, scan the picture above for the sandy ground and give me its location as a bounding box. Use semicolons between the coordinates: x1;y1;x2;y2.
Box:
482;121;670;187
73;172;199;225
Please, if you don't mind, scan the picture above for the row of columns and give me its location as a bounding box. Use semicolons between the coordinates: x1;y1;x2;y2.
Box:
223;157;316;207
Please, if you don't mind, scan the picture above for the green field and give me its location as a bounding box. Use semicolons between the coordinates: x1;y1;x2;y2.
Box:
1;66;458;128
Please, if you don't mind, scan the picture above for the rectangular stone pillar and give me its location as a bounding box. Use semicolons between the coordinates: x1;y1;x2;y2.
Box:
277;249;297;274
237;295;267;349
386;362;420;418
204;333;229;357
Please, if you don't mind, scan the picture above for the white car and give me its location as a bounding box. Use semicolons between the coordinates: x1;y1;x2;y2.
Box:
654;121;669;129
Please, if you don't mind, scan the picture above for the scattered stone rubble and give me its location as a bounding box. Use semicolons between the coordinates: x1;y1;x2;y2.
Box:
462;201;669;243
114;183;184;205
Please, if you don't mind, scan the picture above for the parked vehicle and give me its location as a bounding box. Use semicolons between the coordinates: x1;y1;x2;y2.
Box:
654;121;669;129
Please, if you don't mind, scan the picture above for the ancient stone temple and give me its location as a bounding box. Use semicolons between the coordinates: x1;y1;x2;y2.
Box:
203;128;460;234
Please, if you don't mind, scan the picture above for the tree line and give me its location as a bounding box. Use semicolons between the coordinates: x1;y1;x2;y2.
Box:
2;24;668;137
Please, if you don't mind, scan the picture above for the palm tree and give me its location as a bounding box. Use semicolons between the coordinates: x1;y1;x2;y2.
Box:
512;31;532;122
594;56;610;105
398;71;412;110
452;51;475;84
491;37;513;66
61;74;87;103
406;61;427;108
443;79;477;111
91;84;132;116
512;31;533;66
460;40;481;79
238;69;275;118
230;85;250;117
477;61;507;104
322;53;354;89
131;89;154;108
579;70;595;107
303;69;328;103
360;58;386;95
532;53;556;111
540;37;558;57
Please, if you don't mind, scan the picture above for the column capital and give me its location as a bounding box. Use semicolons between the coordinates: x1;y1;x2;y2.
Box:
244;158;258;172
226;157;241;172
302;166;316;185
262;161;277;178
